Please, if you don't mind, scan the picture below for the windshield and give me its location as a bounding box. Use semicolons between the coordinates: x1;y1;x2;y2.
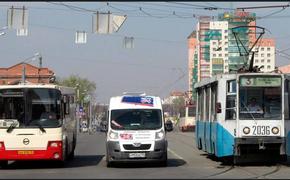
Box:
110;109;162;130
239;76;282;120
0;88;62;128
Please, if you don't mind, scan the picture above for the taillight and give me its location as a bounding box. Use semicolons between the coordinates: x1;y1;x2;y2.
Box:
47;141;62;148
0;142;5;150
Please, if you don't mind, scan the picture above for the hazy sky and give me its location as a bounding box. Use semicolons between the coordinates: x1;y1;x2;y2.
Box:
0;2;290;104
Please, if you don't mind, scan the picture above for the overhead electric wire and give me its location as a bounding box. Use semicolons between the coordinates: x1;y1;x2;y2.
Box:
166;1;235;11
47;2;101;13
257;7;288;19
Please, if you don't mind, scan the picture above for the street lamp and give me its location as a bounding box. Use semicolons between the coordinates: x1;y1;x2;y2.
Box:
21;52;42;84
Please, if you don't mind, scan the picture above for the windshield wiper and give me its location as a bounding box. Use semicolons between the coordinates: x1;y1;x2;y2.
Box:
241;101;257;123
6;123;17;133
37;123;46;133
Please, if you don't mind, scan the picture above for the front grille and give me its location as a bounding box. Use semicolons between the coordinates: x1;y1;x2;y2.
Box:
123;144;151;150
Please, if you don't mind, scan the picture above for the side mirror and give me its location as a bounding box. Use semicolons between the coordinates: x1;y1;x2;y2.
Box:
165;122;173;132
216;102;221;113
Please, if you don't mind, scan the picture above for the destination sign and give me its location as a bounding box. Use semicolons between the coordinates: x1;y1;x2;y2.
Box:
121;96;154;106
240;76;281;87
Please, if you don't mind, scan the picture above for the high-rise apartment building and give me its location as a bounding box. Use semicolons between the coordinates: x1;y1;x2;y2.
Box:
188;10;276;101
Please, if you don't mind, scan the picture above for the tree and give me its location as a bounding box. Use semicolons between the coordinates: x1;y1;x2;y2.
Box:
56;74;96;104
172;97;185;117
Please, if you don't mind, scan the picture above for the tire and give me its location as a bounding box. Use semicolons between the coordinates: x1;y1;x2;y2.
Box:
0;160;8;169
106;148;113;168
106;154;113;167
159;152;168;167
68;149;75;160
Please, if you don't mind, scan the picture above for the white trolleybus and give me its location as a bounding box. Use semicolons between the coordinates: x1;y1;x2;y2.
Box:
105;93;173;167
194;72;286;164
0;83;77;167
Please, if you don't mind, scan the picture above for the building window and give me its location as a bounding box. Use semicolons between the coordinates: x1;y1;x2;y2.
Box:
224;30;228;33
224;36;228;39
267;47;271;51
225;54;228;57
225;48;228;51
225;42;228;45
255;60;259;63
267;59;271;63
219;54;222;57
267;65;271;69
261;47;264;51
267;53;271;57
255;53;258;57
213;54;216;57
261;54;264;57
261;59;265;63
213;42;216;45
213;48;216;51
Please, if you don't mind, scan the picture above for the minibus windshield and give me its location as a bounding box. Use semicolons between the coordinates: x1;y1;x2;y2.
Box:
110;109;162;130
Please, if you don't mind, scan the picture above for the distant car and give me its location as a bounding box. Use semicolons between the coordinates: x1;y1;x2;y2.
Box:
81;123;88;133
165;120;173;132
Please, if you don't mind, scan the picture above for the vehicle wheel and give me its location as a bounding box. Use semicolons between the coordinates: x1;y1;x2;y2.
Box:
106;155;113;167
68;149;75;160
0;160;8;169
159;153;168;167
55;160;65;168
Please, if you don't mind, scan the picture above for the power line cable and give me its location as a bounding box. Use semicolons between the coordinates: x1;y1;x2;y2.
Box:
257;7;288;19
166;1;235;10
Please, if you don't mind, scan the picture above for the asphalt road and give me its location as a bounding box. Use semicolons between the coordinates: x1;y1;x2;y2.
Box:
1;130;290;179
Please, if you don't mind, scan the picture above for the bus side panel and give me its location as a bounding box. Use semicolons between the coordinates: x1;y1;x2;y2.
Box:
286;132;290;156
216;123;234;157
195;120;199;148
196;121;206;151
211;121;218;156
205;121;212;153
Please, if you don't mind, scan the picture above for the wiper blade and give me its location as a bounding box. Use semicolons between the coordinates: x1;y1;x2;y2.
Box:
37;123;46;133
7;123;17;133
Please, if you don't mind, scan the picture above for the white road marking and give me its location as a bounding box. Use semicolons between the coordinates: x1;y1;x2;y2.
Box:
168;148;185;160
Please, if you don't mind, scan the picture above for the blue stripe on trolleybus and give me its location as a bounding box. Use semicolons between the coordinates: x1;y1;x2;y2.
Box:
196;121;235;158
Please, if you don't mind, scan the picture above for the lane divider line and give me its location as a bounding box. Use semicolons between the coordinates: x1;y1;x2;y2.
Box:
168;147;185;160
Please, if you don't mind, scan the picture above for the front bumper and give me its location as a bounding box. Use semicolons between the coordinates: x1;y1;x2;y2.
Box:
106;139;167;162
234;137;285;156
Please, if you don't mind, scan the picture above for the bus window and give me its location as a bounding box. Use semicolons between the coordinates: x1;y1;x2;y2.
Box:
211;83;217;121
0;89;25;127
201;88;205;121
225;80;236;120
205;86;210;121
239;76;282;120
197;88;202;121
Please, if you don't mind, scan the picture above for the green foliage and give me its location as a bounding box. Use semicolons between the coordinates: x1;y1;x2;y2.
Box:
56;74;96;104
172;97;185;117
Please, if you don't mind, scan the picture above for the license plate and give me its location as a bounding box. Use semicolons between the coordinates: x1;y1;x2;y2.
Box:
17;150;34;155
129;153;145;158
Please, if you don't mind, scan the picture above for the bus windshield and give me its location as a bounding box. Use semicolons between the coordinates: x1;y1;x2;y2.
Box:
239;76;282;120
110;109;162;130
0;88;62;128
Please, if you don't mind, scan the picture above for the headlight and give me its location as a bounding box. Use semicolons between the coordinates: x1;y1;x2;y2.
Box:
108;131;118;140
272;127;279;134
243;127;250;134
155;130;165;140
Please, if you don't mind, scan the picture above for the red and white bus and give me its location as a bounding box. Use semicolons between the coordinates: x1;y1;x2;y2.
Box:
0;83;77;167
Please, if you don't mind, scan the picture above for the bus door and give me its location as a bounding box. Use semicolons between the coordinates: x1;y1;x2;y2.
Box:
204;86;211;153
